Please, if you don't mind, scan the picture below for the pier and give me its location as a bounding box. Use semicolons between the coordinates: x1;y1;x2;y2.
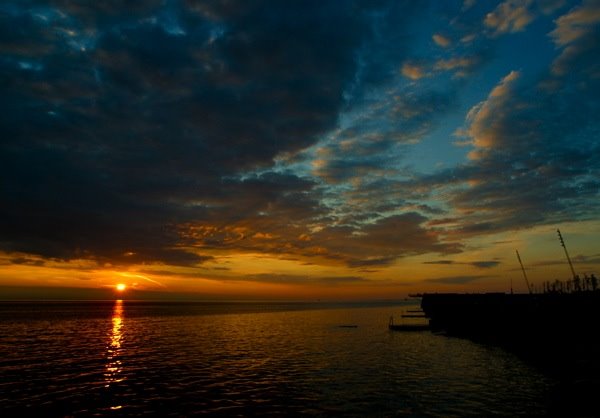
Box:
421;292;600;350
419;291;600;415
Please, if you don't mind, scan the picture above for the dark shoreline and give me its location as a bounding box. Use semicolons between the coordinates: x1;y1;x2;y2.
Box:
421;292;600;416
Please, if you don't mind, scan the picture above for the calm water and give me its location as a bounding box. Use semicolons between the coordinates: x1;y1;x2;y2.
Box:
0;300;554;417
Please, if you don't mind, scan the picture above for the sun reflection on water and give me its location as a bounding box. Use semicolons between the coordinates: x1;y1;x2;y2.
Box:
105;299;125;388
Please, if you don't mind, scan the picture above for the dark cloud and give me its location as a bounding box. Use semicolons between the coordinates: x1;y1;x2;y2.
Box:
346;257;398;268
1;1;420;266
174;211;460;268
425;275;488;284
312;212;463;266
532;254;600;267
415;204;446;215
240;273;369;285
9;257;46;267
2;1;596;278
422;260;501;268
470;261;500;269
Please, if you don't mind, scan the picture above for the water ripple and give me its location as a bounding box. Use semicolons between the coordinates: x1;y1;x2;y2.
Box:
0;302;553;416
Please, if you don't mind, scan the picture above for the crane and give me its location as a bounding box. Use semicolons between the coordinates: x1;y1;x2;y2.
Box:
557;229;577;279
516;249;533;294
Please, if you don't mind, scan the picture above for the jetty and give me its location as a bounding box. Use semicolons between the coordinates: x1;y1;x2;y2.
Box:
419;229;599;354
419;291;600;411
421;291;600;345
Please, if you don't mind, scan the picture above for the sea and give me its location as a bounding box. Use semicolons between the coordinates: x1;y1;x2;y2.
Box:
0;300;558;417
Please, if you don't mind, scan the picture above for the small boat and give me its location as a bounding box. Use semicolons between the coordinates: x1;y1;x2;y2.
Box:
388;316;430;331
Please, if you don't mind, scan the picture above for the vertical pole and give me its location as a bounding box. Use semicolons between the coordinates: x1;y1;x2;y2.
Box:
516;250;532;294
557;229;577;279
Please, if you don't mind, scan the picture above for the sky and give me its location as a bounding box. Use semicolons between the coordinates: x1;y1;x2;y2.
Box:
1;0;599;300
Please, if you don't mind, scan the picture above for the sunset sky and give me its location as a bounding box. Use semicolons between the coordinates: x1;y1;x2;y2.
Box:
1;0;599;300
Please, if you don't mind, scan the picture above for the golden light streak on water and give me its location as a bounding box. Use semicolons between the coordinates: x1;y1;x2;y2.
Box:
104;299;125;394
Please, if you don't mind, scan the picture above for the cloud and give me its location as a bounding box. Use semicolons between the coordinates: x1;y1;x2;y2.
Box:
423;260;501;268
401;62;428;80
9;1;529;279
549;0;600;46
9;257;46;267
312;88;456;185
311;213;463;266
432;33;451;47
434;57;477;71
2;1;463;272
461;70;521;155
240;273;370;286
532;253;600;267
463;0;477;11
549;1;600;77
411;22;600;238
470;261;501;268
1;1;597;281
538;0;567;14
346;257;398;268
173;210;459;269
0;1;405;266
425;275;488;284
433;55;485;77
485;0;535;34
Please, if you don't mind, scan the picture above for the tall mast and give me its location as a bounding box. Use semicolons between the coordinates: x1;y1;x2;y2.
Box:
516;250;532;294
557;229;577;279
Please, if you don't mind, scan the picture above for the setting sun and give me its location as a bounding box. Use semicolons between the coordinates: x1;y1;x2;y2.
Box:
115;283;126;292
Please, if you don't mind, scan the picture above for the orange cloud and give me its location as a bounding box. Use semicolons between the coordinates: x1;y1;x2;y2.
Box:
432;33;451;47
485;0;535;35
401;62;427;80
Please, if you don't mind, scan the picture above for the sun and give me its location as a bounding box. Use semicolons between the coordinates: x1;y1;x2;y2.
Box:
115;283;127;292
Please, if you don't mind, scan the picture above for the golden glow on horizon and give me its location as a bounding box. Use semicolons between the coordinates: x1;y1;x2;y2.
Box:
0;220;598;299
115;283;126;292
117;271;165;288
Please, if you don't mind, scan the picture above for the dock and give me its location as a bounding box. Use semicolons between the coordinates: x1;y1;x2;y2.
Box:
420;291;600;416
420;292;600;364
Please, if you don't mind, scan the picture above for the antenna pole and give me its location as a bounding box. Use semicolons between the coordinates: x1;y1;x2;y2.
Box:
516;250;532;294
557;229;577;279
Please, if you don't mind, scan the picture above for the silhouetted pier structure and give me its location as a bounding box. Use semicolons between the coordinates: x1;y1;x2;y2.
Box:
421;230;600;353
420;291;600;414
416;231;599;414
421;292;600;344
